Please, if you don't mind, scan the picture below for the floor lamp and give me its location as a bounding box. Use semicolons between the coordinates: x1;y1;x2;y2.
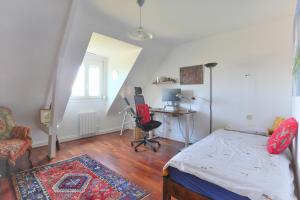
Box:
204;62;218;134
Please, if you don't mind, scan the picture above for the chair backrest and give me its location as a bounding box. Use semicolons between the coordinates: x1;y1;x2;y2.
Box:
136;104;151;125
0;106;16;140
134;95;145;105
134;87;143;95
134;87;145;105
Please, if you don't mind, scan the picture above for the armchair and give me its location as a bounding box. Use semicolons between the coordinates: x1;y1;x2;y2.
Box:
0;107;32;173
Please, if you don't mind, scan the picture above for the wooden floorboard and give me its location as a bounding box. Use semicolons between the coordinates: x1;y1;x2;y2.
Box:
0;130;184;200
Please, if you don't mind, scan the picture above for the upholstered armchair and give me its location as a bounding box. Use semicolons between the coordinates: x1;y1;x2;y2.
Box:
0;107;32;171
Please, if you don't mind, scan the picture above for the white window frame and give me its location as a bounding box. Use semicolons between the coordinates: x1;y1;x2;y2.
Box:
70;53;107;101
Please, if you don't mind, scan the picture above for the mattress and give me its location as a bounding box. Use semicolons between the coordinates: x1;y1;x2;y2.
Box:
164;129;296;200
169;167;250;200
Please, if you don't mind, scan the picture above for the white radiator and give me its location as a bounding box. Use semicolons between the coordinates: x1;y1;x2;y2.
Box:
79;112;97;136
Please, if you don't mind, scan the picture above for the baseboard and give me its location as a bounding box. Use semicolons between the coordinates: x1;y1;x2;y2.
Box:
32;127;122;148
32;127;195;148
158;134;184;143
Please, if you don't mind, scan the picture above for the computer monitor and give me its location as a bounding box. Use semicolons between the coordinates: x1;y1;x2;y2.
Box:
162;88;181;102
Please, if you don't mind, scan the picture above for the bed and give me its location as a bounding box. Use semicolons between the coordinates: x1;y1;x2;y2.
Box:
163;129;297;200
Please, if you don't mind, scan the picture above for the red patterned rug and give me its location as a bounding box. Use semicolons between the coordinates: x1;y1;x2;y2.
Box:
12;154;149;200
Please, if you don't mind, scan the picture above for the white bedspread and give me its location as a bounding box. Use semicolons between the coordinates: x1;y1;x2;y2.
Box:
164;129;296;200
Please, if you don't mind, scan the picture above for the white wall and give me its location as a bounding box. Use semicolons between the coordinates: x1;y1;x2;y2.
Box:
0;0;72;145
57;99;123;141
51;0;172;135
106;50;141;113
0;0;170;147
47;0;171;144
57;44;141;140
144;17;294;142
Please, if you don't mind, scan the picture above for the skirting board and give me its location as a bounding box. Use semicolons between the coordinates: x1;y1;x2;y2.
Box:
155;132;198;144
32;126;192;148
32;127;123;148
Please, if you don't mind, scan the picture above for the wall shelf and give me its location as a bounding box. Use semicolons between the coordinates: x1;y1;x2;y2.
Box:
152;81;177;85
152;77;177;85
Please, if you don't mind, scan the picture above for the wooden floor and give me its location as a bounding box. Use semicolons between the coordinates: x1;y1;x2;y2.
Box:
0;130;184;200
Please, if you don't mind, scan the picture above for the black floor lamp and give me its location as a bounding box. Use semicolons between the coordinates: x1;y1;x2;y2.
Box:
204;62;218;134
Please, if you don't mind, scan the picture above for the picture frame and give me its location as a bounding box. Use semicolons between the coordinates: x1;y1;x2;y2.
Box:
180;65;204;85
40;109;51;124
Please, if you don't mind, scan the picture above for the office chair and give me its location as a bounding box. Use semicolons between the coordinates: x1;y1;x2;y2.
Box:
131;87;161;152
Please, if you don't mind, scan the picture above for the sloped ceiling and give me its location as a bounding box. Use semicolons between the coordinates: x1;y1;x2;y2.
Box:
91;0;295;44
51;0;174;127
87;33;142;57
0;0;296;144
0;0;72;142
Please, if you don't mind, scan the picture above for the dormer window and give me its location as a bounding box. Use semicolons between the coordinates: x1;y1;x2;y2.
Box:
71;53;107;100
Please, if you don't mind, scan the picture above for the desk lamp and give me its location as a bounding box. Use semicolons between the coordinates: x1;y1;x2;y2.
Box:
176;93;192;112
204;62;218;134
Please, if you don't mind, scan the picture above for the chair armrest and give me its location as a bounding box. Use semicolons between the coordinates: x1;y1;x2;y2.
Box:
11;126;31;140
135;116;142;123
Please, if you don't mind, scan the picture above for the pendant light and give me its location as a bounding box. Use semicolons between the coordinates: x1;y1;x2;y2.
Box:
128;0;153;41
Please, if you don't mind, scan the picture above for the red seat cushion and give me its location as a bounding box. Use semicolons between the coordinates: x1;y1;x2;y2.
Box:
136;104;151;125
267;118;298;154
0;138;31;165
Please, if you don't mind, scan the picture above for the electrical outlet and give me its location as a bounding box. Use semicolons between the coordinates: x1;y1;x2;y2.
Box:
246;114;253;120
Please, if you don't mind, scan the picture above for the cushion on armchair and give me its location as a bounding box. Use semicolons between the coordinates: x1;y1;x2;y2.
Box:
0;106;32;166
0;138;31;166
0;107;16;140
11;126;31;140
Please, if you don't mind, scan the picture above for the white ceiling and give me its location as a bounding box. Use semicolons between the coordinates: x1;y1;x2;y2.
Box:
87;32;142;57
91;0;296;43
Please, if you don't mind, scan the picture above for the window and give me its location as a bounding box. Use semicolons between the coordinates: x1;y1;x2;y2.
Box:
71;53;107;99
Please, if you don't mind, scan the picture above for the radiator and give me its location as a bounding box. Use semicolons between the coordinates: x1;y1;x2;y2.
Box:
79;112;97;136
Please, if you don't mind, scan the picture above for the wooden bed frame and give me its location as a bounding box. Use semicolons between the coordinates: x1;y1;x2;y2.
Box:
163;176;209;200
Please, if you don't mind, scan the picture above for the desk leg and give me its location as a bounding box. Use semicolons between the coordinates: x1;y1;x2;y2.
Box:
185;114;191;147
120;112;127;135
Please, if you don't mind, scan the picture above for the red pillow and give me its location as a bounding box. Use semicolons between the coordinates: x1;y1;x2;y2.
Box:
267;118;298;154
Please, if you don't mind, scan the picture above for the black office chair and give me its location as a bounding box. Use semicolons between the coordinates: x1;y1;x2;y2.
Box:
131;87;161;152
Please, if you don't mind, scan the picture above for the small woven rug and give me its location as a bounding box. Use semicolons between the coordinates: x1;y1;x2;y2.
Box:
12;154;149;200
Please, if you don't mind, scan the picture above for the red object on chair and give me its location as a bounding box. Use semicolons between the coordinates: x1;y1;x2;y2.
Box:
267;118;298;154
136;104;151;125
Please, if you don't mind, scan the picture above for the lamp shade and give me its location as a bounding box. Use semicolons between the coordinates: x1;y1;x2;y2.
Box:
128;27;153;41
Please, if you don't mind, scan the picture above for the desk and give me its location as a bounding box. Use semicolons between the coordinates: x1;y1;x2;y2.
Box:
150;108;196;147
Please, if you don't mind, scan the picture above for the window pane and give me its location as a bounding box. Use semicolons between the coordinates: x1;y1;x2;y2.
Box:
71;66;85;96
88;65;100;96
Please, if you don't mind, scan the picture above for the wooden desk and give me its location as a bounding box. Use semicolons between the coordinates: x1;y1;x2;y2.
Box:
150;108;196;147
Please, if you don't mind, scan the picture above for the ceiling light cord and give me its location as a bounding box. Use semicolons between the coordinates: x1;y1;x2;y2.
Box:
139;6;142;28
128;0;153;41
